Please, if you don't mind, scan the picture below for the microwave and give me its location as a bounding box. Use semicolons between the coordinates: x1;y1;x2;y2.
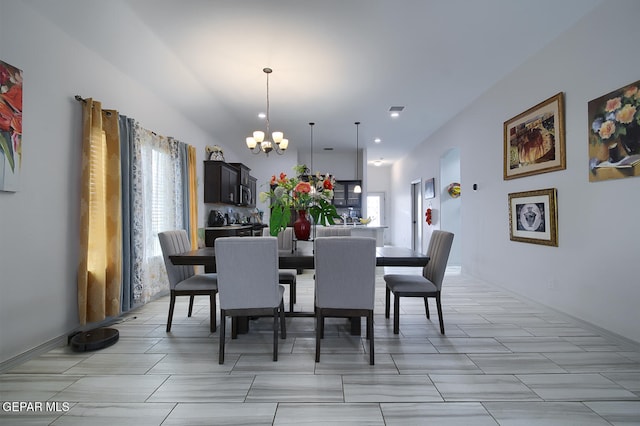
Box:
238;185;251;206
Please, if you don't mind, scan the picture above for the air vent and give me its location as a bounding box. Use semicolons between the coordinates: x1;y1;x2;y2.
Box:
323;147;334;151
389;106;405;112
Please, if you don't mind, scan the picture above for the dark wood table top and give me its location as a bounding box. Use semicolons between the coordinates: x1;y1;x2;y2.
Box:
169;245;429;269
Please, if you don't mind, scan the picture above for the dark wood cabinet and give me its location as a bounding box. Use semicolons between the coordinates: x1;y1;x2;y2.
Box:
204;225;253;247
332;180;362;208
248;176;257;207
229;163;251;186
204;161;238;204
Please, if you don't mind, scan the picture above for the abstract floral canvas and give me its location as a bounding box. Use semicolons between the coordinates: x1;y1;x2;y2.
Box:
0;60;23;192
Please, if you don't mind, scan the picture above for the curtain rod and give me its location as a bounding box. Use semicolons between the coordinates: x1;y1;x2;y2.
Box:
75;95;114;116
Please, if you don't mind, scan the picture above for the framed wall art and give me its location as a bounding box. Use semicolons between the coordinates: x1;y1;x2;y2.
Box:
0;60;23;192
424;177;435;199
508;188;558;247
503;92;565;180
588;80;640;182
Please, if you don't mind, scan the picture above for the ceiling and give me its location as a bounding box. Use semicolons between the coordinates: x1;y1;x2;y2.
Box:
31;0;602;164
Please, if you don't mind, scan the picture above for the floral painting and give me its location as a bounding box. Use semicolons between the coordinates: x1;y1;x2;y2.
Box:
589;80;640;182
0;60;23;192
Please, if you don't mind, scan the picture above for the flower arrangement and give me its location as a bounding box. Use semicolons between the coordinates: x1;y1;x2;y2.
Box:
590;83;640;155
260;164;340;236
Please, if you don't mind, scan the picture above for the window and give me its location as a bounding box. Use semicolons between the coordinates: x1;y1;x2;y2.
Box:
366;192;384;227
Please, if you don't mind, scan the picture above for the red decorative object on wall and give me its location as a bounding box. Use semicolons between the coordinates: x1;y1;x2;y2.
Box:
425;208;432;225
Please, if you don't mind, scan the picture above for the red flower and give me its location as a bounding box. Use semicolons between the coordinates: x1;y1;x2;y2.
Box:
294;181;311;194
1;84;22;112
323;179;333;190
270;175;277;185
0;101;13;132
278;172;287;184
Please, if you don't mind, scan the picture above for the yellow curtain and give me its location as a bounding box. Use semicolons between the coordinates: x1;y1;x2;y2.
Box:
78;99;122;325
188;145;198;249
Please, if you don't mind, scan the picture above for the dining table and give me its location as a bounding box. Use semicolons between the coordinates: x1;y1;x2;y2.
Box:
169;243;429;335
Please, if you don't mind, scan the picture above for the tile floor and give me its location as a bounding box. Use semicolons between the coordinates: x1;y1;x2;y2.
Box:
1;269;639;425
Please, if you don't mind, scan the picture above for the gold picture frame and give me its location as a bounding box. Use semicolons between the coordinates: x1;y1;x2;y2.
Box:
504;93;566;180
508;188;558;247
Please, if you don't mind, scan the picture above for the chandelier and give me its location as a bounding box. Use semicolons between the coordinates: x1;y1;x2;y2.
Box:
246;67;289;156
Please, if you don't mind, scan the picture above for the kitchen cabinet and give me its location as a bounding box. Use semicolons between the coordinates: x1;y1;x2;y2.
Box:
229;163;251;186
204;225;253;247
248;176;257;207
204;161;238;204
332;180;362;208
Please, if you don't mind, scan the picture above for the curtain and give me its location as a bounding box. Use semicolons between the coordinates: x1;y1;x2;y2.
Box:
129;123;186;304
119;115;135;312
187;145;198;249
77;99;122;325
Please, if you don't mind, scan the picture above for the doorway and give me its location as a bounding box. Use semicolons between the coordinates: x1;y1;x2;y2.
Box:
366;192;385;227
411;179;422;252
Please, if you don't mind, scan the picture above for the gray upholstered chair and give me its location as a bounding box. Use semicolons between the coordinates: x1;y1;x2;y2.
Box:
315;236;376;365
215;236;286;364
384;230;454;335
263;227;297;312
315;226;352;237
158;230;218;333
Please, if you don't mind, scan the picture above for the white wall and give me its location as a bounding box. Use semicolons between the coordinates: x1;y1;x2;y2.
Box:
0;1;231;364
390;0;640;343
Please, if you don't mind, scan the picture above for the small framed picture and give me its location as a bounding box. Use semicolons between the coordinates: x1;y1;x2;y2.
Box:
424;177;435;199
504;92;566;180
508;188;558;246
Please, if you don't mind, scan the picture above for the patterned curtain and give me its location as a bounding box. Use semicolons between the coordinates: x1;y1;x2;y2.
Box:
128;123;186;305
77;99;122;325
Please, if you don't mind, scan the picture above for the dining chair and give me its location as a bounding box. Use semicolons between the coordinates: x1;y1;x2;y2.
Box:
215;236;286;364
384;230;454;335
158;230;218;333
263;227;297;312
314;236;376;365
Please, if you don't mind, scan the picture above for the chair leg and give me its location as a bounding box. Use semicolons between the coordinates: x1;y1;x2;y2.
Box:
424;297;430;319
273;308;278;362
219;310;226;364
393;294;400;334
210;292;216;333
315;311;323;362
279;301;286;339
188;295;195;317
385;286;391;318
436;293;445;334
291;280;296;303
231;317;238;339
289;285;294;313
166;291;176;332
368;311;374;365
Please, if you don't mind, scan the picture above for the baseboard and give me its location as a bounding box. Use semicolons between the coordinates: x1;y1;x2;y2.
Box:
0;334;68;373
0;316;121;373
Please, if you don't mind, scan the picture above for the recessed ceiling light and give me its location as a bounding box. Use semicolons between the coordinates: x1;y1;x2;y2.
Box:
374;138;381;143
258;112;266;119
389;106;404;118
373;159;383;166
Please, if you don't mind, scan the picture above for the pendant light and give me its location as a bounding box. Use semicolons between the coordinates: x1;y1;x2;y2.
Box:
354;121;362;193
245;67;289;156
